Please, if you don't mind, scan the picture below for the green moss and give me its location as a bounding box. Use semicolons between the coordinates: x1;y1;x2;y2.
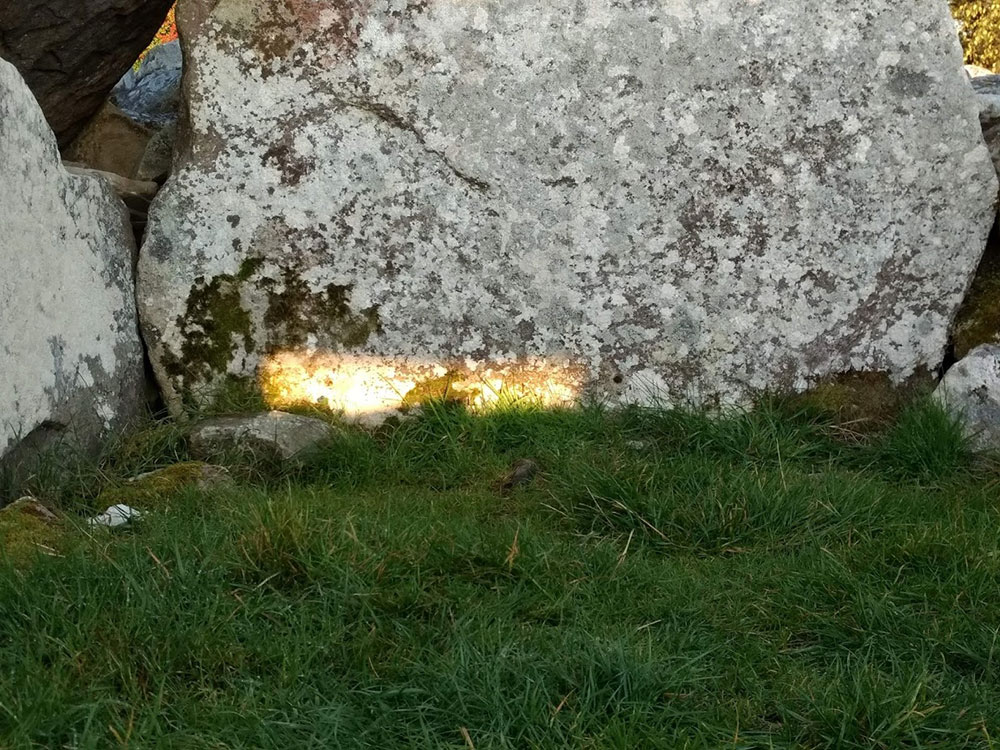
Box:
262;269;381;351
0;499;66;567
163;273;255;386
97;462;230;511
237;257;265;282
785;371;930;434
164;264;382;410
953;229;1000;359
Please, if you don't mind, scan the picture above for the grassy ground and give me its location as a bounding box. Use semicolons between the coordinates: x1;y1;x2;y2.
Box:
2;398;1000;748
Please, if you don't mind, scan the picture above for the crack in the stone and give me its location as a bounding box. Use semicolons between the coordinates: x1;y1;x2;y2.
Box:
336;97;492;194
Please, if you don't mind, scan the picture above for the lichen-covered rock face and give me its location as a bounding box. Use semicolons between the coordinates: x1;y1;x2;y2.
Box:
140;0;997;420
934;345;1000;450
0;60;145;464
0;0;175;147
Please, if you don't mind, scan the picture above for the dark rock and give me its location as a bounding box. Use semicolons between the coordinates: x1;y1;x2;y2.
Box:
135;122;178;183
497;459;540;494
952;220;1000;359
972;75;1000;182
0;0;174;147
63;102;153;178
112;40;182;129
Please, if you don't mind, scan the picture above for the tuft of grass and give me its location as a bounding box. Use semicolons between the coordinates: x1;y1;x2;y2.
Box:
870;399;973;481
0;398;998;746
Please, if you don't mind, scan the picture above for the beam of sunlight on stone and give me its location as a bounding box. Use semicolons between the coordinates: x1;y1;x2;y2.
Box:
259;352;585;421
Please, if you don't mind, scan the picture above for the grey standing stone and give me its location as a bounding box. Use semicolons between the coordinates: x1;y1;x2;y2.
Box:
0;59;145;466
966;65;995;79
139;0;997;421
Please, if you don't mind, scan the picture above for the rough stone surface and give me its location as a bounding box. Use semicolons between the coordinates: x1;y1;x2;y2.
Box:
64;163;160;249
0;0;175;147
0;59;145;464
112;40;183;129
189;411;335;462
140;0;997;420
934;345;1000;450
966;65;996;79
972;75;1000;181
63;102;153;179
136;122;178;183
952;220;1000;359
2;498;59;523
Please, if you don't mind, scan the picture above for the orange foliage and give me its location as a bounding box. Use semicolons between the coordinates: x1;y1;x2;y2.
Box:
136;5;177;67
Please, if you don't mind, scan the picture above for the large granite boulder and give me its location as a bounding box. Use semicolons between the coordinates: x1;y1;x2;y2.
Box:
0;60;145;466
0;0;175;147
140;0;997;420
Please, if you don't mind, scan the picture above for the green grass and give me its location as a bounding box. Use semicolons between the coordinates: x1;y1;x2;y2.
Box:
2;399;1000;748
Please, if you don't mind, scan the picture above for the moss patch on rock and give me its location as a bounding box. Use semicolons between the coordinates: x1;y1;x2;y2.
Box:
0;498;66;566
162;261;382;410
261;269;381;351
953;222;1000;359
163;272;255;387
400;370;483;410
785;371;932;433
97;462;231;511
207;375;269;416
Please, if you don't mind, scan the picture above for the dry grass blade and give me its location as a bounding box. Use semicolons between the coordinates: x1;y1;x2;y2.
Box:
459;726;475;749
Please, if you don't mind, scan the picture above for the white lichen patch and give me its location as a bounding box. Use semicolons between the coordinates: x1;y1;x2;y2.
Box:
140;0;997;416
1;59;144;457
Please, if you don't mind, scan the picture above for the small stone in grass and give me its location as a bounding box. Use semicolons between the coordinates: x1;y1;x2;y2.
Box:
190;411;336;462
497;458;540;495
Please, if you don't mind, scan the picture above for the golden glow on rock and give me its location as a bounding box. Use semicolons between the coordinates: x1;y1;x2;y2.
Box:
259;352;585;420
